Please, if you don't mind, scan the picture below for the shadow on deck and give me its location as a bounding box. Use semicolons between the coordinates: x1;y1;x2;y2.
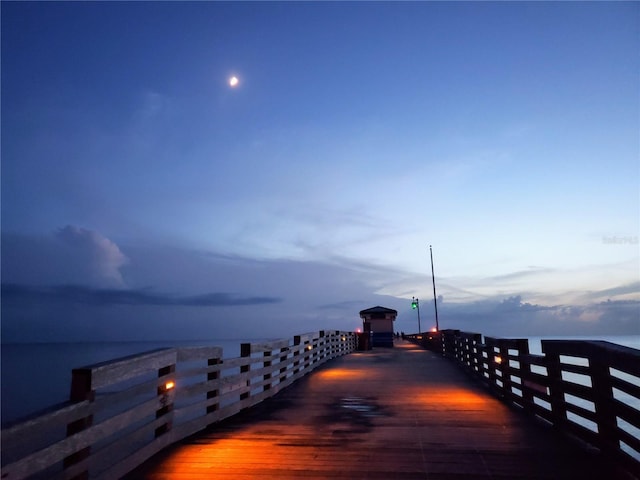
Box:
127;341;634;479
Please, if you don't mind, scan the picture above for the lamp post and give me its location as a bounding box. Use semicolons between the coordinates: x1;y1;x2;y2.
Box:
411;296;421;334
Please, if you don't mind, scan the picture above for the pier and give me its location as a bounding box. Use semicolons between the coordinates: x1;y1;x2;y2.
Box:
1;330;639;479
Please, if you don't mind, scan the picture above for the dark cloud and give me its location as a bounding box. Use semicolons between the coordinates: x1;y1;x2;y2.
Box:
485;268;556;282
1;284;281;307
316;300;371;310
579;281;640;302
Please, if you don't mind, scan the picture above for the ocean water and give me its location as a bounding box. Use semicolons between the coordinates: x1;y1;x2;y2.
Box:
1;335;639;426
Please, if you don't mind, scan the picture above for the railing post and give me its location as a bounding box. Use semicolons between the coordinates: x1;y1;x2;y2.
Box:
279;345;289;382
316;331;325;364
303;339;312;370
155;363;175;438
497;340;509;399
340;332;349;356
455;333;464;366
485;338;501;394
240;343;251;401
476;337;488;381
64;368;94;480
589;348;618;457
263;349;272;392
461;335;470;370
543;343;568;431
293;335;301;374
330;331;334;357
206;354;221;421
514;339;534;411
442;329;459;358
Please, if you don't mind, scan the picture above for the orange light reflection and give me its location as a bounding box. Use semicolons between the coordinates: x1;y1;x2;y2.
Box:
407;386;494;407
316;368;366;380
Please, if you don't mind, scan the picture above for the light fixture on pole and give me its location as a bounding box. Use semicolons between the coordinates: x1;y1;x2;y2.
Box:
411;296;421;334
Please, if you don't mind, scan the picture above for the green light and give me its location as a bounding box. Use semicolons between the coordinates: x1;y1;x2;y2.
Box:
411;302;417;309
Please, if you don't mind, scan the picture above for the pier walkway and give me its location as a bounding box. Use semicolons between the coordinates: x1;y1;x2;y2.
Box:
127;341;632;479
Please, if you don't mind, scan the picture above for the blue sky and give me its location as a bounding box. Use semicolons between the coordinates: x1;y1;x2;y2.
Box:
2;2;638;342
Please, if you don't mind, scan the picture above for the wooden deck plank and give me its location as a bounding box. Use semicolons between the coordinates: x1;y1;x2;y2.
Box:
126;341;634;479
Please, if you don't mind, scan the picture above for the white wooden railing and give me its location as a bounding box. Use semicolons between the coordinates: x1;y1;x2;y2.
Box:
1;330;356;479
406;329;640;477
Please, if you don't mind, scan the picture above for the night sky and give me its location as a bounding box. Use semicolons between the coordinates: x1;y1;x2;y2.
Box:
2;2;638;342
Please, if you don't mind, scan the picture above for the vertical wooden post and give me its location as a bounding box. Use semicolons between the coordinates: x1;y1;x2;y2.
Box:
543;343;568;431
485;339;500;394
64;368;94;479
279;346;289;383
515;339;534;411
478;339;488;381
293;336;301;374
263;350;272;392
206;356;221;420
329;331;336;358
498;341;509;399
442;329;459;359
240;343;251;401
472;334;482;376
155;363;175;438
303;341;310;370
455;333;464;366
462;336;470;370
589;349;618;456
317;330;325;363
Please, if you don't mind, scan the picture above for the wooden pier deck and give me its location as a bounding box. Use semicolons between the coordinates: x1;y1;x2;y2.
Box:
127;341;633;479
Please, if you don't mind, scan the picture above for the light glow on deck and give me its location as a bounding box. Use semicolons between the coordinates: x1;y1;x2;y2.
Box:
316;368;367;380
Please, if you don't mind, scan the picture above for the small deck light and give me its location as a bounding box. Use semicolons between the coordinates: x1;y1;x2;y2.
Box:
494;356;502;365
164;381;175;390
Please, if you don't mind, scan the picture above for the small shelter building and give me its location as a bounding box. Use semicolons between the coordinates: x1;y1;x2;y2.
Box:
359;306;397;348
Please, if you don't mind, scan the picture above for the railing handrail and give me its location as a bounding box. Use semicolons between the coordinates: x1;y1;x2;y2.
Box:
1;330;357;479
405;330;640;477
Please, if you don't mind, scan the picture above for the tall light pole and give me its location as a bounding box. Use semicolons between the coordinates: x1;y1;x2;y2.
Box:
430;245;440;331
411;296;421;334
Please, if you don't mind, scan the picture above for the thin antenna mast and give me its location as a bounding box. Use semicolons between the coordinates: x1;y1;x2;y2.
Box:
430;245;440;331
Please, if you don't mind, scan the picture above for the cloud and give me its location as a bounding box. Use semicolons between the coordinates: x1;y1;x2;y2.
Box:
485;267;556;283
579;281;640;302
1;284;281;307
1;228;127;288
315;300;371;311
56;226;129;287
